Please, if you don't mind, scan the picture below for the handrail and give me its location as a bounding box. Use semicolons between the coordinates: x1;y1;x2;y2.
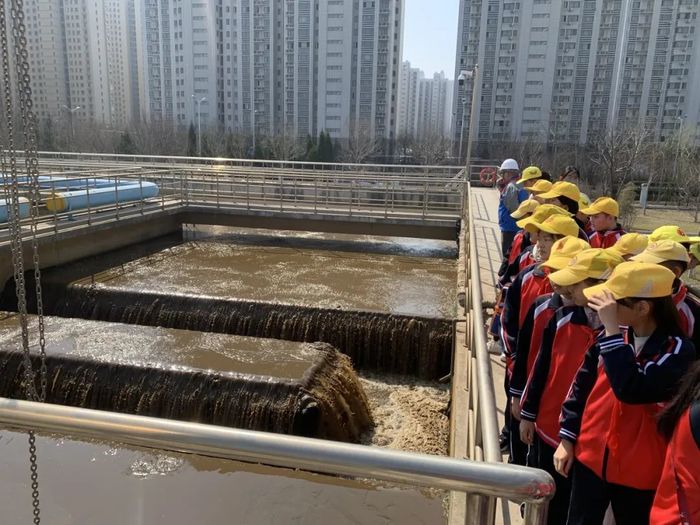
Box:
0;398;554;510
466;182;502;465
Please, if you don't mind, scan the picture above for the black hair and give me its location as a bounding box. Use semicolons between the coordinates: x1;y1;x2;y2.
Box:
560;166;580;180
620;296;685;338
541;171;552;182
660;260;689;276
558;195;579;215
658;361;700;439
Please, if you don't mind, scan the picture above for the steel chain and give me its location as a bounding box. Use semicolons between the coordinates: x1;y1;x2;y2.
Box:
1;1;47;522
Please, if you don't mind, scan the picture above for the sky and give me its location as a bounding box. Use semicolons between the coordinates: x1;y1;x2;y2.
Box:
402;0;460;80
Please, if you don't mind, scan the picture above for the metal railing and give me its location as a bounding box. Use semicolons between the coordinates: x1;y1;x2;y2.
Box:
0;398;554;523
1;158;466;243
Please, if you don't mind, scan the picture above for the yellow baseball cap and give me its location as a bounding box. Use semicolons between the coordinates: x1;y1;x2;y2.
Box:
581;197;620;217
510;199;540;219
649;225;690;244
689;236;700;244
630;240;691;265
533;215;580;238
526;179;553;195
608;233;648;257
690;242;700;261
541;237;592;271
578;193;591;209
538;181;581;202
516;166;543;185
517;203;572;231
549;248;624;287
583;262;675;300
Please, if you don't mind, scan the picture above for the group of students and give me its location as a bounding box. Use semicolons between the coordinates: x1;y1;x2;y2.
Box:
492;159;700;525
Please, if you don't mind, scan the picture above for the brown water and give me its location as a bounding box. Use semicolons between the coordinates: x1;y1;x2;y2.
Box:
54;226;458;319
32;229;457;379
0;430;445;524
0;315;373;442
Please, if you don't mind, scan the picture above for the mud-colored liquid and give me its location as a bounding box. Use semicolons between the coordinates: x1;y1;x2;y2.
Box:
0;430;445;524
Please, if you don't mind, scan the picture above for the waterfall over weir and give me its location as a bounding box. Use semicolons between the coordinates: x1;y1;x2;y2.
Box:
0;315;373;442
39;285;453;380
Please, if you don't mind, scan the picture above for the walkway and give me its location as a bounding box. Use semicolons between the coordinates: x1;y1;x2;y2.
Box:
471;186;523;525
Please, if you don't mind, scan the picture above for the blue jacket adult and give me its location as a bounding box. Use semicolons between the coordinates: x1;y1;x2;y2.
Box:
499;182;528;232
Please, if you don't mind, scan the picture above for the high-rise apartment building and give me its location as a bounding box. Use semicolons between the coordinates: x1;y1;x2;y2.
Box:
137;0;404;141
453;0;700;147
397;62;453;139
23;0;138;128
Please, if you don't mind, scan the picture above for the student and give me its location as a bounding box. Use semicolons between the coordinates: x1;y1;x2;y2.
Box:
519;249;624;525
498;204;573;287
509;236;592;412
501;214;580;465
650;361;700;524
580;197;626;248
517;165;544;188
554;262;696;525
538;181;590;238
631;240;700;351
498;159;528;257
607;232;648;261
526;179;553;204
505;199;540;266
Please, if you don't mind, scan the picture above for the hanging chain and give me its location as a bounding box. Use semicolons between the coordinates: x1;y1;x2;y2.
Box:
0;0;48;523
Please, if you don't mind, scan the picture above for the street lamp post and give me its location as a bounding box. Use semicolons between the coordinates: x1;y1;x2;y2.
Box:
460;65;479;181
192;95;207;156
252;109;259;158
61;105;81;141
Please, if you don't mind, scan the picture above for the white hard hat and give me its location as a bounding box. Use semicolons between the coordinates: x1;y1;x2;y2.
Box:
499;158;519;171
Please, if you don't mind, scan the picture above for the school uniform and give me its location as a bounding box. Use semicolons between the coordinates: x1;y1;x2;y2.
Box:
519;306;599;525
588;225;626;249
500;262;553;465
560;330;696;525
650;401;700;525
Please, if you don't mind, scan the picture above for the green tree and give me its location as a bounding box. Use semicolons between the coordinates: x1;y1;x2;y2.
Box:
305;134;319;161
116;131;137;154
318;131;334;162
186;122;197;156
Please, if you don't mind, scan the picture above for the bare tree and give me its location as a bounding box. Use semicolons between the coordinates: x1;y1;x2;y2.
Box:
131;118;187;156
411;133;452;165
589;125;651;196
265;127;303;160
343;122;379;164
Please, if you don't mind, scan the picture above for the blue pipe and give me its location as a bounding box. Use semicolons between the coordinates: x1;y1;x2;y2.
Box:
0;197;30;223
45;182;159;213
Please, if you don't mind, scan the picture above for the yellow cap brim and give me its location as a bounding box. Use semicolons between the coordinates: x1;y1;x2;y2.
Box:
511;210;529;219
689;237;700;244
583;282;622;301
549;267;589;287
630;252;690;264
537;222;570;236
516;217;534;229
537;190;560;200
541;256;573;271
579;206;600;216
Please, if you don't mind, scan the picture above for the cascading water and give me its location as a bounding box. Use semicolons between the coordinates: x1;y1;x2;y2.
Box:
0;315;373;442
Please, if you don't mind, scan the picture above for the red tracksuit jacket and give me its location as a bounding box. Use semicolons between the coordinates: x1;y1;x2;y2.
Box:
499;245;536;288
559;331;696;490
520;306;598;447
500;263;552;375
508;230;531;266
587;225;625;249
650;402;700;525
509;292;559;398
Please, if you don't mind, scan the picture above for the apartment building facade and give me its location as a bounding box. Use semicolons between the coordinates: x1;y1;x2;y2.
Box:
453;0;700;147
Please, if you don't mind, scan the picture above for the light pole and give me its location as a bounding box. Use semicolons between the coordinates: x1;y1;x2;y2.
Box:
61;105;81;141
192;95;207;156
460;65;479;180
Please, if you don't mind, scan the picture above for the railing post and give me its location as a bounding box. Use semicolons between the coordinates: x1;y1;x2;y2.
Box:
139;170;144;216
314;177;318;214
115;175;120;220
